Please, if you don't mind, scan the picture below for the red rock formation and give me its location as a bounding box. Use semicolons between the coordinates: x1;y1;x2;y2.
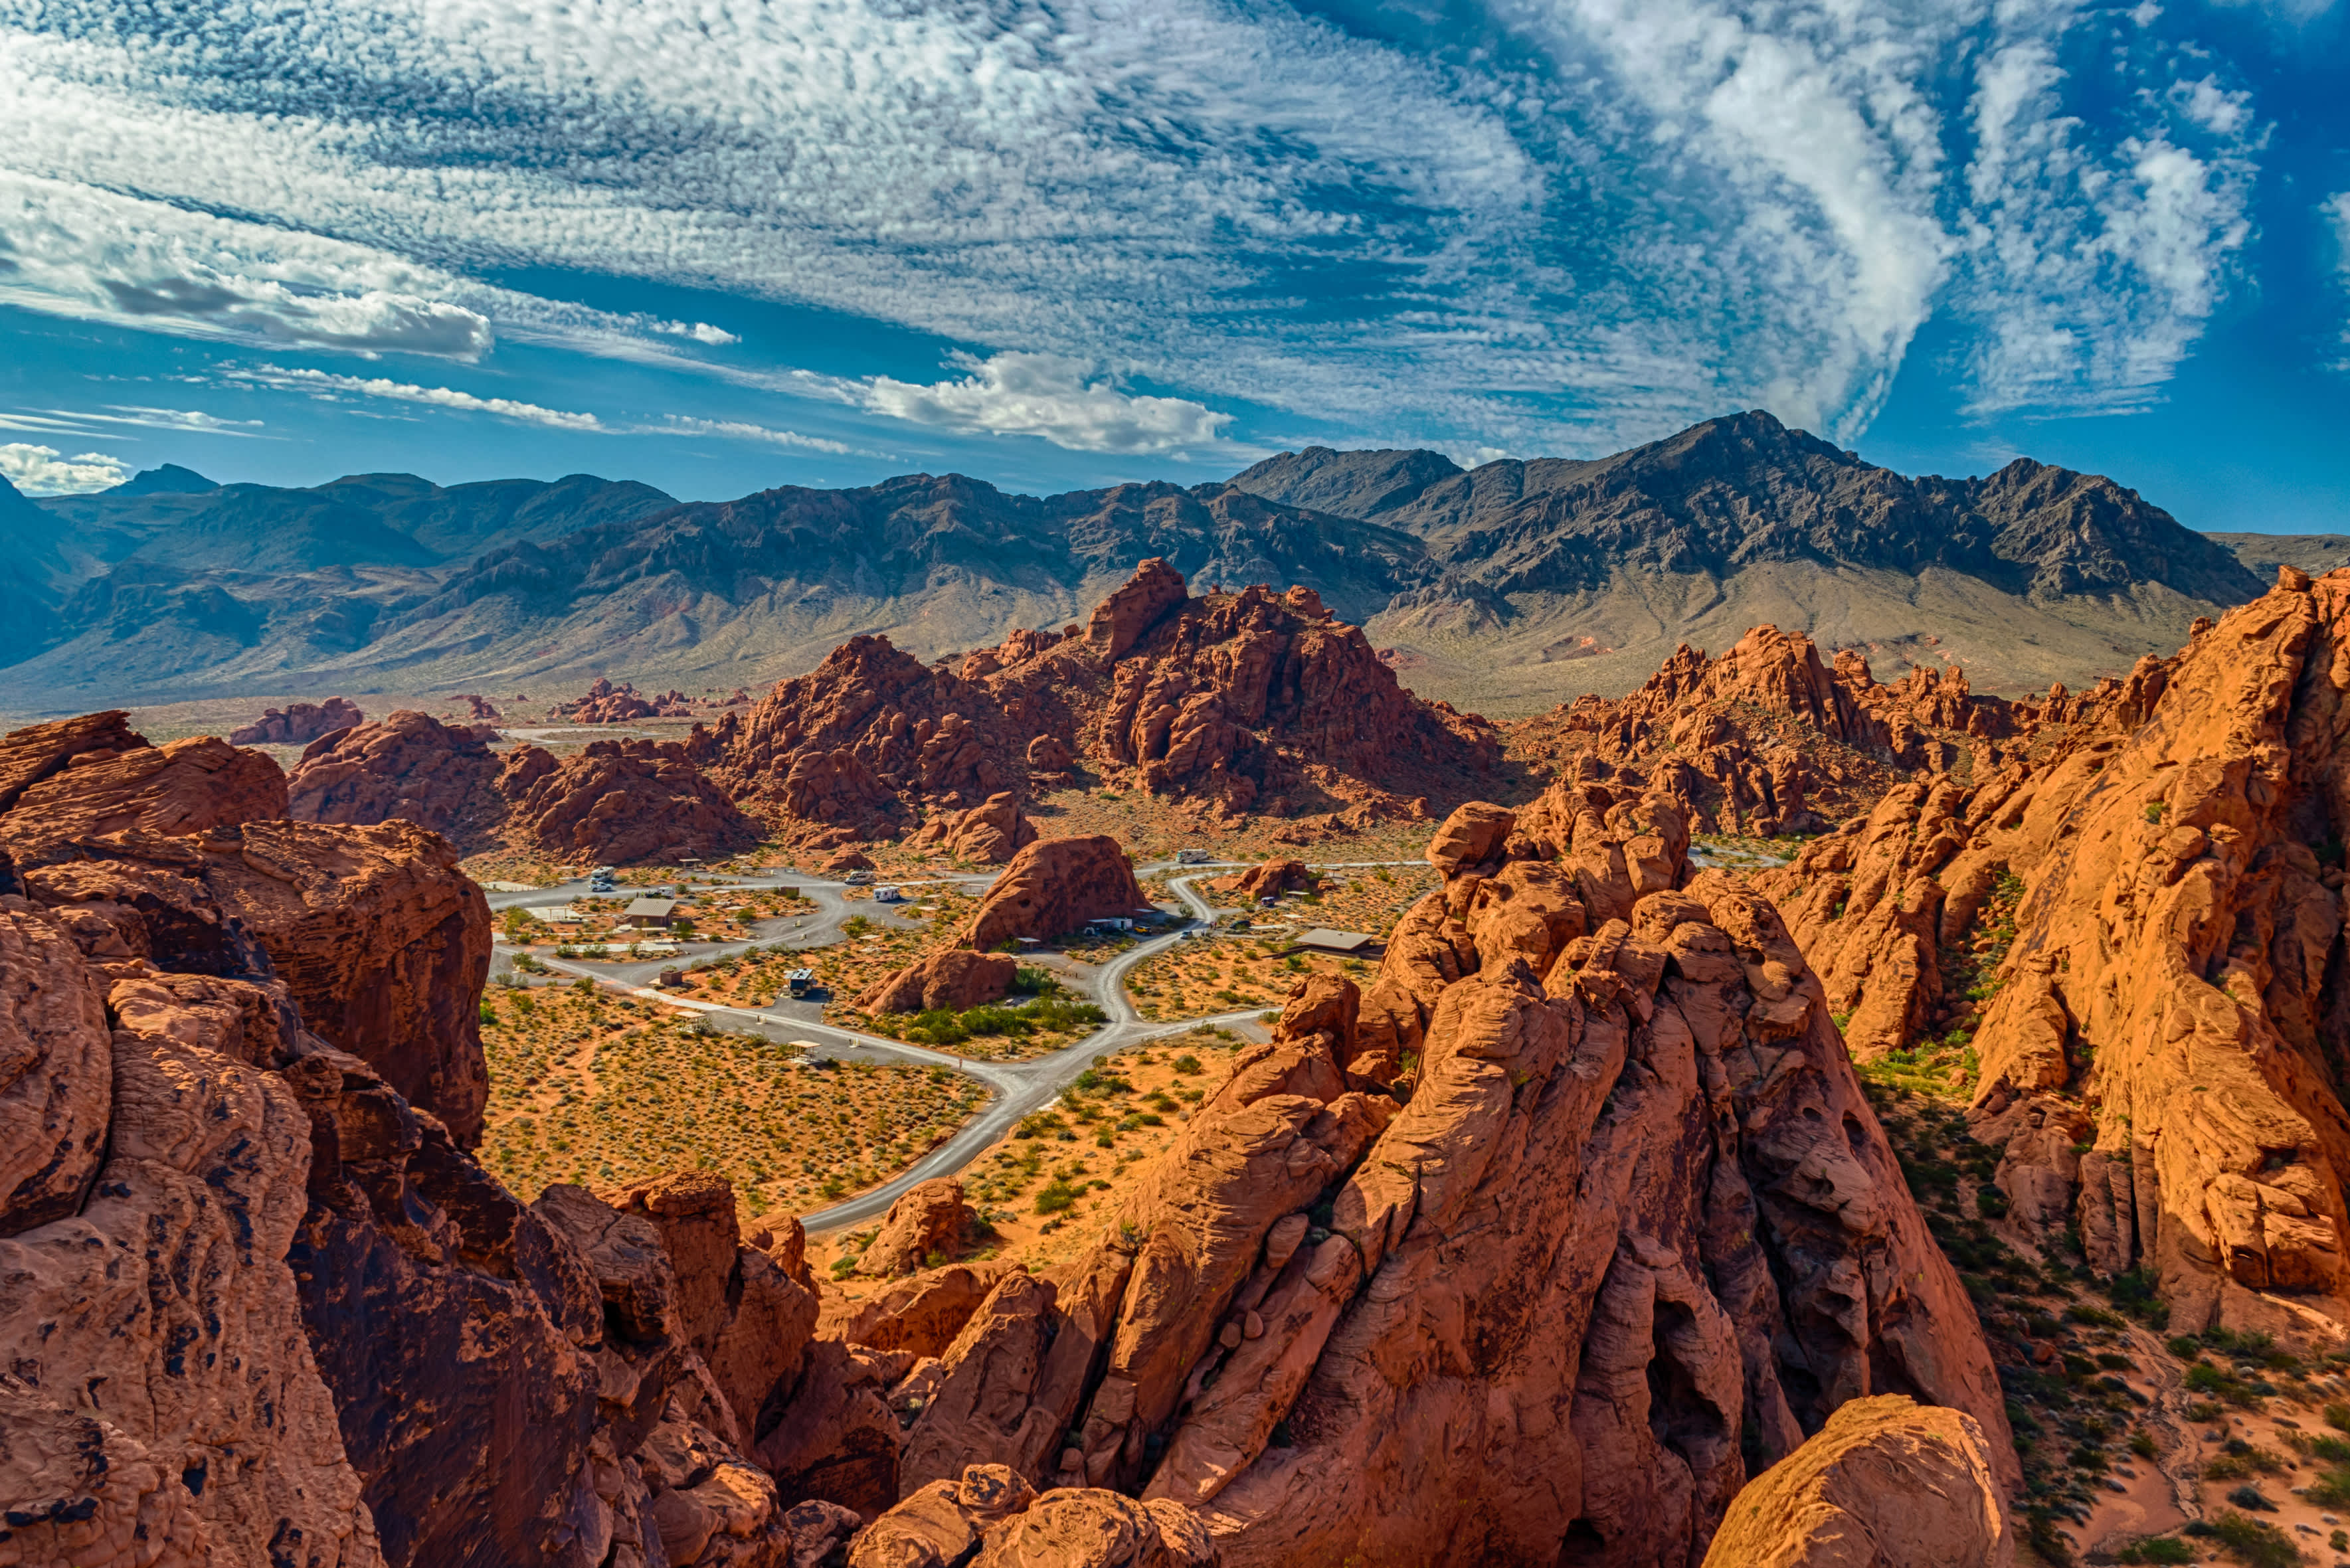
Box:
907;792;1038;863
960;835;1148;950
497;736;761;865
1697;1396;2011;1568
0;732;811;1568
858;949;1020;1015
551;676;660;723
859;1180;980;1278
1506;625;2126;837
285;709;505;839
201;818;493;1146
883;796;2013;1565
716;560;1498;845
822;1263;1014;1361
1951;568;2350;1330
0;711;284;847
456;693;503;722
230;696;365;746
0;899;111;1232
1211;858;1314;903
0;945;383;1568
852;1468;1216;1568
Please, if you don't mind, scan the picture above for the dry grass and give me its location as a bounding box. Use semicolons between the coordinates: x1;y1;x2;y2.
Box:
478;984;987;1215
810;1025;1253;1278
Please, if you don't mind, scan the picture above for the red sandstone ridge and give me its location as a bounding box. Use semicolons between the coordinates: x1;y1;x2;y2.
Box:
290;711;755;863
230;696;365;746
1507;624;2128;836
855;948;1020;1015
847;794;2013;1565
712;558;1498;847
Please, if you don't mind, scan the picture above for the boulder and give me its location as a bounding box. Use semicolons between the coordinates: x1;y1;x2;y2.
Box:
907;793;1038;863
856;950;1020;1015
859;1179;980;1278
1698;1396;2011;1568
960;836;1147;950
285;709;504;839
1211;859;1313;904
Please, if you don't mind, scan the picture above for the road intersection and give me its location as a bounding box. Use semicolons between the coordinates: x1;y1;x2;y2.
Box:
482;857;1418;1231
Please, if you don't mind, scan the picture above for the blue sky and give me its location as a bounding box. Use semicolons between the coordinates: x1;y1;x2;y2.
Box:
0;0;2345;533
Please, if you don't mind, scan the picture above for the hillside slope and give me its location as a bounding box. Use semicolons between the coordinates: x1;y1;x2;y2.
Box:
1234;410;2262;710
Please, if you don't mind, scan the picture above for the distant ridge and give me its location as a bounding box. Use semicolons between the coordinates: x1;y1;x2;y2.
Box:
0;412;2288;713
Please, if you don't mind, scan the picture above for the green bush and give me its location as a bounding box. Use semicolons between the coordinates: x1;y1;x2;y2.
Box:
2116;1539;2193;1565
1173;1054;1204;1075
1034;1180;1079;1215
2207;1512;2298;1568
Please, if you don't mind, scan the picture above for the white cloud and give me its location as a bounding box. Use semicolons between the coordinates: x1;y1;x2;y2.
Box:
0;0;2282;454
654;415;862;456
228;366;604;431
0;442;128;493
1954;12;2259;417
805;353;1231;455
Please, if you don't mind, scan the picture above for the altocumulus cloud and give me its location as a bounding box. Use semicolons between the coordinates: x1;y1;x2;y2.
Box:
0;0;2298;452
804;355;1232;456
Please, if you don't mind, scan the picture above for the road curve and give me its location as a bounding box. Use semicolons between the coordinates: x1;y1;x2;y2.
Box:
488;858;1424;1232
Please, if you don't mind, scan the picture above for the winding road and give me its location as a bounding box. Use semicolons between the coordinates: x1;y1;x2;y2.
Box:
484;857;1415;1231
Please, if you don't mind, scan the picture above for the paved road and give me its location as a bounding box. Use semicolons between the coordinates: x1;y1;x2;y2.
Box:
486;857;1425;1232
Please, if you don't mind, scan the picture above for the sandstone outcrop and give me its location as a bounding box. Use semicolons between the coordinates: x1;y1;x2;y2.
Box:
859;1179;981;1278
0;899;111;1231
907;792;1038;863
497;735;760;865
853;1466;1217;1568
857;949;1020;1015
1211;859;1314;904
552;677;660;723
1953;570;2350;1328
1698;1396;2011;1568
715;560;1498;845
201;817;493;1146
231;696;365;746
0;711;286;848
0;724;809;1568
822;1263;1014;1360
881;794;2013;1565
286;709;505;839
960;835;1148;950
1508;625;2124;837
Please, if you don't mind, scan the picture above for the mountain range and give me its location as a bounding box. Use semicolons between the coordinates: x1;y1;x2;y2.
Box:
0;409;2327;716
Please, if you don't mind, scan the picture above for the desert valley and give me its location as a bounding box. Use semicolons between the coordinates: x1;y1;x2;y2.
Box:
7;415;2350;1568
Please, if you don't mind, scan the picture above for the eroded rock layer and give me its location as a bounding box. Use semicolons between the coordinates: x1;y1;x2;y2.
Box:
858;793;2013;1567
